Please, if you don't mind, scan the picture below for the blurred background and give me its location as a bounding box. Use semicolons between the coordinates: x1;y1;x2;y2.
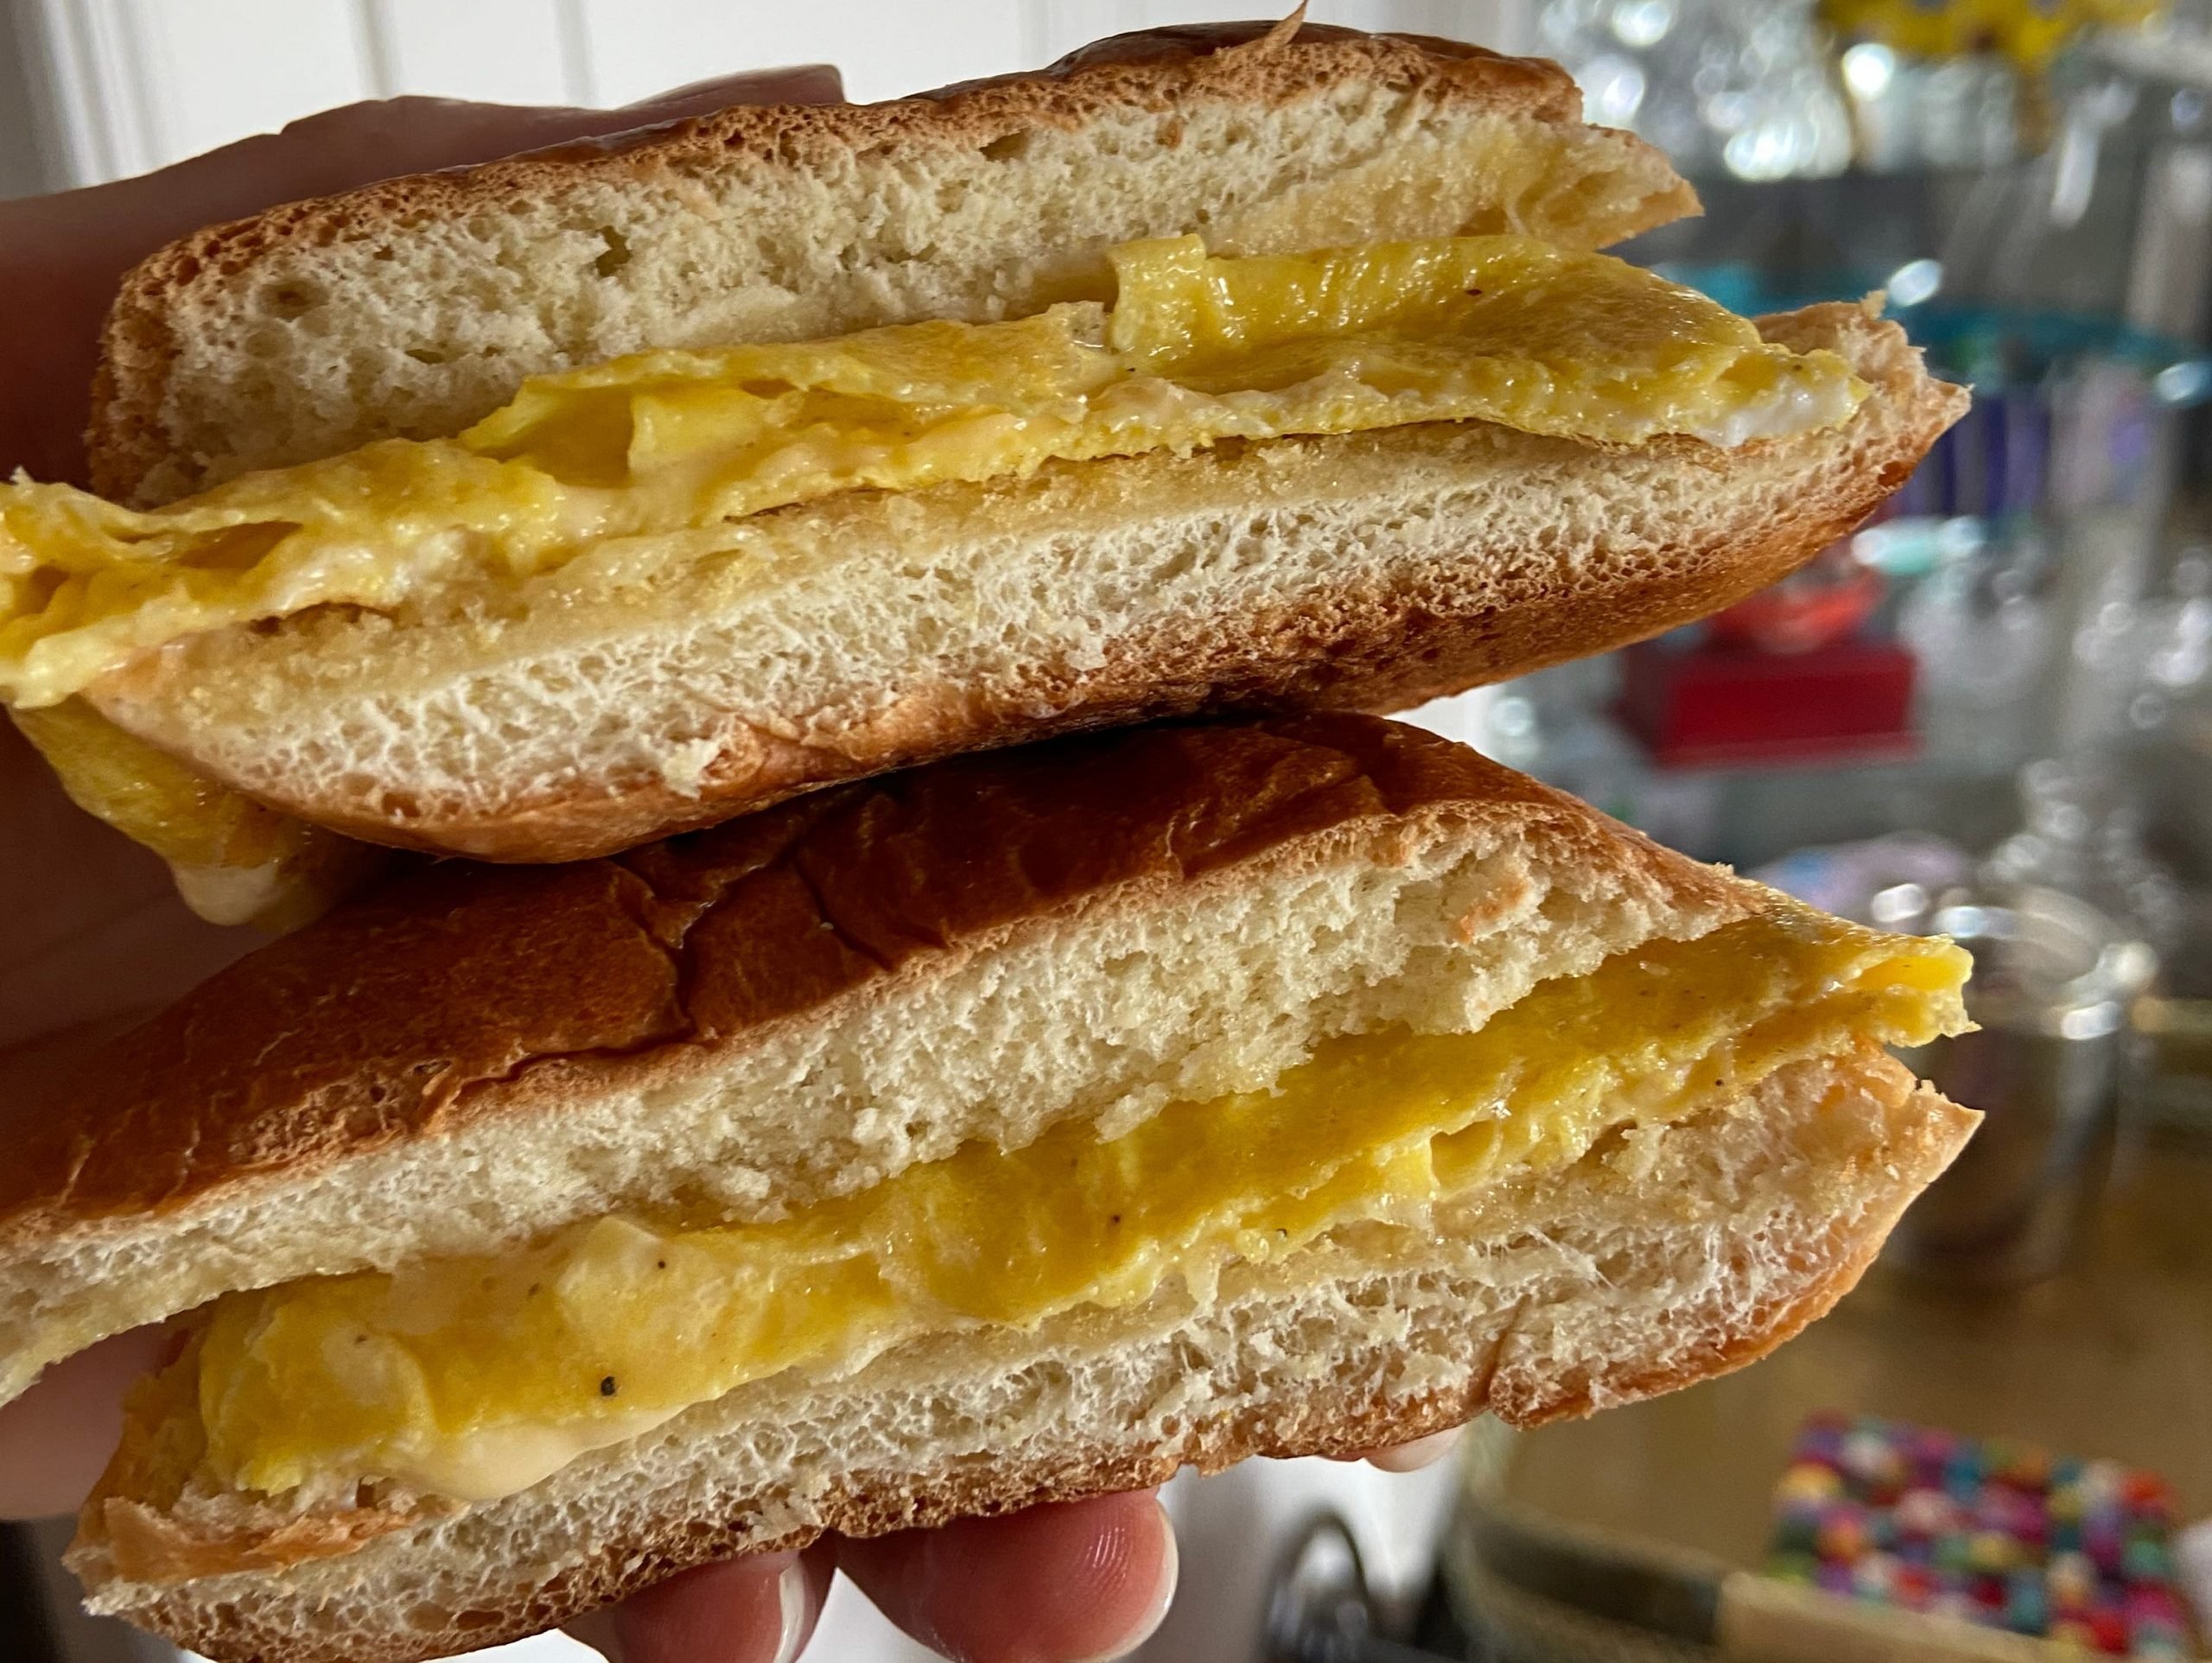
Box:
2;1;2208;1660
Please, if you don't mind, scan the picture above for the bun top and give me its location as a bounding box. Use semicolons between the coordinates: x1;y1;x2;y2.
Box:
88;18;1695;504
0;715;1711;1238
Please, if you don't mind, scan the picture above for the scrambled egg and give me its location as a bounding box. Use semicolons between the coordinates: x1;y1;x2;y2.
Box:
192;909;1966;1504
0;235;1862;709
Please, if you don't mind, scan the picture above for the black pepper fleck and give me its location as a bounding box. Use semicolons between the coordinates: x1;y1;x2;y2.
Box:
600;1375;619;1397
657;1260;667;1270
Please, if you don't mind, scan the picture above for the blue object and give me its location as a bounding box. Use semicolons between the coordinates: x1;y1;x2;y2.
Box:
2004;1569;2049;1635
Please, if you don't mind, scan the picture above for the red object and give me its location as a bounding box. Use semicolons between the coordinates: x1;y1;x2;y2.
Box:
1707;553;1885;654
2124;1473;2175;1515
1617;637;1918;769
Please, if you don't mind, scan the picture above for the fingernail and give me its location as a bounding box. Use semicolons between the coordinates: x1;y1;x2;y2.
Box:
1074;1501;1179;1662
1366;1427;1463;1473
624;66;842;115
768;1557;813;1663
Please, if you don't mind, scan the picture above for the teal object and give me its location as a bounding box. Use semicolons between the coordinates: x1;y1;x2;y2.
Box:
2004;1569;2048;1635
1650;263;2212;404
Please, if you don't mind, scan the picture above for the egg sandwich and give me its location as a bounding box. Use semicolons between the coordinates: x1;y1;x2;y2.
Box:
3;19;1965;928
0;714;1976;1662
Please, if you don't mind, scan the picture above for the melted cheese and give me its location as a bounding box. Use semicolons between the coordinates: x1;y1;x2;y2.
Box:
191;909;1966;1505
8;700;378;927
0;234;1863;709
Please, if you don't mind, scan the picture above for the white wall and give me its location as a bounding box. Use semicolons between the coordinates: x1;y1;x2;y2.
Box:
11;0;1529;187
0;4;61;196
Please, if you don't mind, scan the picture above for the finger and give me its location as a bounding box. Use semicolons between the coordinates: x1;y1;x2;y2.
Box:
0;1326;174;1519
838;1490;1178;1663
1335;1427;1464;1474
563;1547;830;1663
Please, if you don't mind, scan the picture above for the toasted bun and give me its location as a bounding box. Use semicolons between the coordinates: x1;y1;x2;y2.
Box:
73;1050;1974;1663
85;301;1966;863
88;20;1695;507
1;714;1773;1406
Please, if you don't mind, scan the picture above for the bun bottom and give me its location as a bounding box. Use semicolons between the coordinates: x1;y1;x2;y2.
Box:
77;1048;1974;1663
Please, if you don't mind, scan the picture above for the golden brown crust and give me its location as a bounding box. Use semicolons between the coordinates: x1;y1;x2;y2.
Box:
92;1077;1978;1663
0;714;1737;1240
1295;309;1962;716
88;20;1682;505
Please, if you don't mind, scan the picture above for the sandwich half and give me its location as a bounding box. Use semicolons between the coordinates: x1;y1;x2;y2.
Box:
0;714;1976;1662
2;19;1966;924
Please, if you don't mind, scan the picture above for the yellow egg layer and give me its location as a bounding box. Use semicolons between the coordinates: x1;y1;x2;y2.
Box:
0;234;1863;708
193;908;1966;1505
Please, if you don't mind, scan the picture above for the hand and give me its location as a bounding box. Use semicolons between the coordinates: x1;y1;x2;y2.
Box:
0;76;1462;1663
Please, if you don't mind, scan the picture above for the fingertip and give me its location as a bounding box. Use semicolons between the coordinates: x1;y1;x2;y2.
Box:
623;65;845;117
1074;1498;1177;1662
570;1549;812;1663
840;1488;1177;1663
1362;1427;1464;1474
0;1324;175;1520
562;1604;624;1661
781;1551;836;1663
122;60;847;237
789;65;846;105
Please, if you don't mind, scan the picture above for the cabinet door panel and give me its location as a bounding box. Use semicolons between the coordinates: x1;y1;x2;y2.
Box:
366;0;584;105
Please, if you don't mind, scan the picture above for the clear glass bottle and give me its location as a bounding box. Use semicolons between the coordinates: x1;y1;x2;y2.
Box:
1983;751;2182;954
1535;0;1853;179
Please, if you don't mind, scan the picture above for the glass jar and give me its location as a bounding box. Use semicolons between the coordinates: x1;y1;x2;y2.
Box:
1886;883;2158;1285
1984;752;2183;952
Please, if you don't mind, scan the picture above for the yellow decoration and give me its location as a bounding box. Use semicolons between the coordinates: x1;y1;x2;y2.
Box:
1821;0;2164;69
